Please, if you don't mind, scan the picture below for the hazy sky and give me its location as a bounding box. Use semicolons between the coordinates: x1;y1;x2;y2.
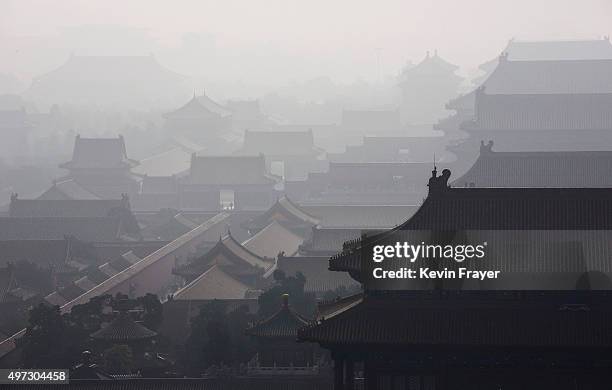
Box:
1;0;612;86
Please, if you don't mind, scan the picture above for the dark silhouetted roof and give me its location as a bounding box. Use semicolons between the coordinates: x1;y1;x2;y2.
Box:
0;217;123;241
454;144;612;188
404;187;612;231
90;312;157;342
299;294;612;348
0;238;80;267
247;295;309;338
329;169;612;276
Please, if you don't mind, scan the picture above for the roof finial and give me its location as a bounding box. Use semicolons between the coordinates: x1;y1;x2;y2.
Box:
432;153;437;177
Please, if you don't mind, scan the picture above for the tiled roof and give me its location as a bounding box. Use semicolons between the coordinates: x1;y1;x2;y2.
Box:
187;155;277;185
37;179;100;200
62;213;230;309
446;90;475;112
133;147;192;178
176;231;272;280
90;312;157;341
44;291;67;306
121;251;141;265
56;283;86;301
226;99;262;121
399;52;460;80
339;136;446;163
34;55;182;83
479;38;612;74
299;294;612;347
453;146;612;188
173;265;251;300
472;90;612;130
300;228;361;256
246;295;309;338
341;109;401;131
60;135;138;170
92;241;166;264
240;130;317;156
98;263;120;277
302;205;419;229
404;187;612;230
242;220;304;258
322;161;433;185
0;239;70;267
329;170;612;275
139;175;178;194
164;94;232;119
316;293;363;320
245;197;320;233
277;256;359;294
74;276;97;292
9;197;130;218
482;58;612;95
0;217;123;241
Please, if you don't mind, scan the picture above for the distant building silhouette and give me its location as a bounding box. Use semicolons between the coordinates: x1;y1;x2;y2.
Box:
26;54;186;108
398;51;463;124
58;135;140;199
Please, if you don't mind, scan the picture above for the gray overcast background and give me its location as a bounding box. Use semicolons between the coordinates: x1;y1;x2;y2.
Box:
1;0;611;94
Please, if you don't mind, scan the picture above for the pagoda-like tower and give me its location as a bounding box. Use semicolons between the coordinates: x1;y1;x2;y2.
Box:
246;294;317;372
59;135;140;199
398;51;463;125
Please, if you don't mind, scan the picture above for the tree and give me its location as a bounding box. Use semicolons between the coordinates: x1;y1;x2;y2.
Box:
19;294;164;370
102;345;134;374
137;293;163;331
20;304;70;368
183;300;228;374
257;271;316;318
182;301;257;375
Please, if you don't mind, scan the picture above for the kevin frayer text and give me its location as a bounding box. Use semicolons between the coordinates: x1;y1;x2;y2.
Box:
371;241;501;281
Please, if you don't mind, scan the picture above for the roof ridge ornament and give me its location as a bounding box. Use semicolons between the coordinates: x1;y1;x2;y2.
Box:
480;140;494;154
427;168;451;196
